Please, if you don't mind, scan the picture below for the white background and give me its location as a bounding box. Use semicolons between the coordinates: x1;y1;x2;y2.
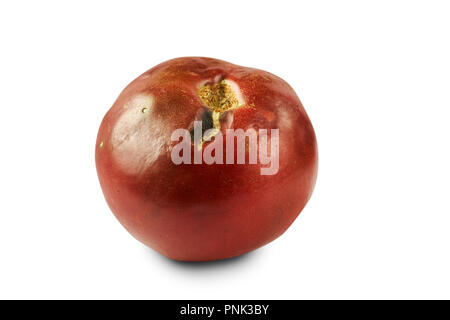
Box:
0;0;449;299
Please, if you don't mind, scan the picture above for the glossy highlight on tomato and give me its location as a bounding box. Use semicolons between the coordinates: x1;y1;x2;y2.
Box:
96;57;318;261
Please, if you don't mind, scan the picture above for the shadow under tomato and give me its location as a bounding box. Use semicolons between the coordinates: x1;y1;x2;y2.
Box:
147;247;263;270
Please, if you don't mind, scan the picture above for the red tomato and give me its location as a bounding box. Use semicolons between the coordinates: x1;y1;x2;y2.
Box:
96;57;318;261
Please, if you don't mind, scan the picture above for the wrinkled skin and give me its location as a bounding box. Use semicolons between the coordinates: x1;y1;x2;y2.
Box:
96;57;318;261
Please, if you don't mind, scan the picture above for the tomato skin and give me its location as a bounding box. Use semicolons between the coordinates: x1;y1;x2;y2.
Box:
96;57;318;261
